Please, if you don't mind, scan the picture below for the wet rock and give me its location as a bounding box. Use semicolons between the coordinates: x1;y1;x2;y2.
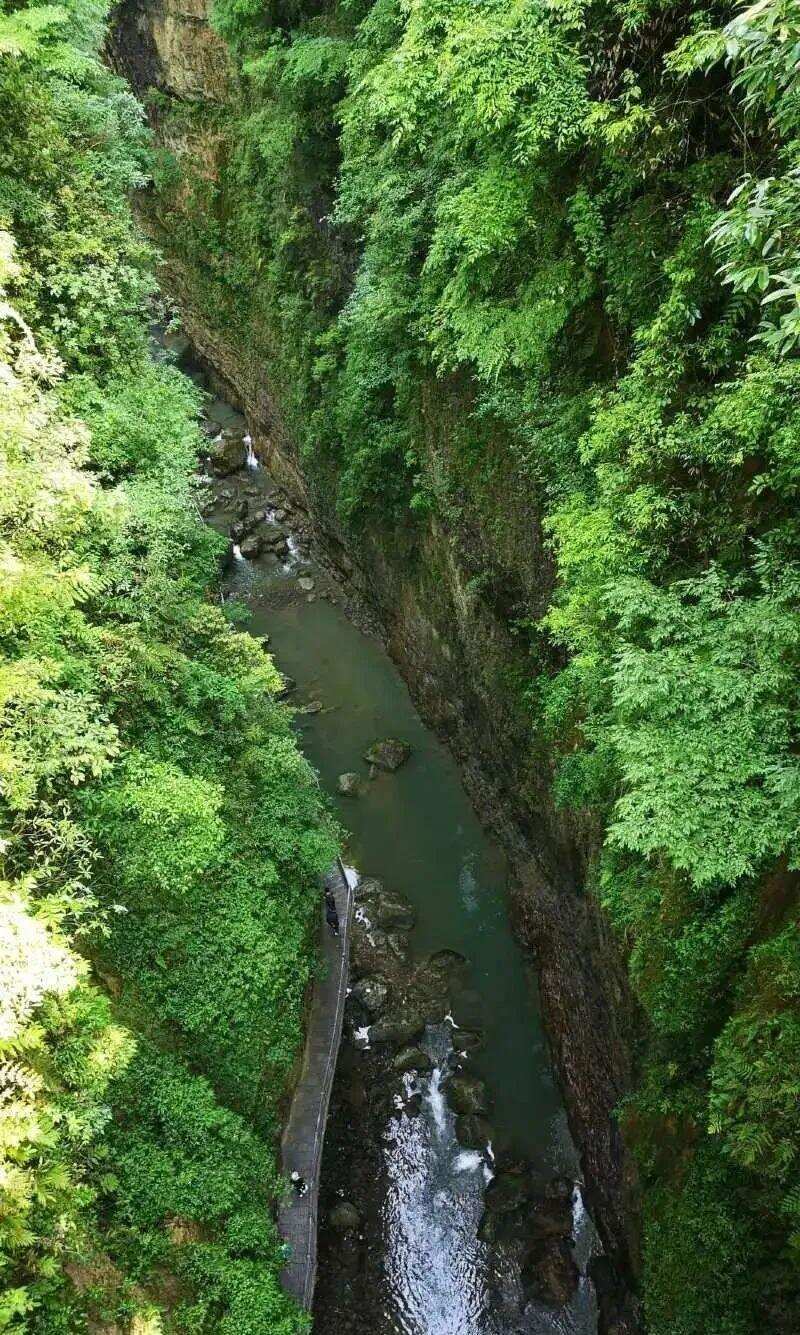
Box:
386;931;411;962
392;1046;432;1074
478;1208;526;1247
208;433;246;476
530;1191;573;1239
230;520;246;542
351;976;389;1014
239;533;263;559
368;1011;426;1046
355;876;384;900
522;1236;578;1308
307;594;317;603
338;772;362;797
544;1174;573;1200
298;576;315;592
447;1073;489;1116
363;738;412;772
351;923;397;977
299;700;324;715
273;507;288;522
372;890;416;931
236;499;249;519
455;1114;493;1150
275;675;296;698
484;1169;530;1214
329;1201;360;1232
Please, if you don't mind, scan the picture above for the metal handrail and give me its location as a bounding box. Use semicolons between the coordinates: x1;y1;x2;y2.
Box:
278;858;356;1310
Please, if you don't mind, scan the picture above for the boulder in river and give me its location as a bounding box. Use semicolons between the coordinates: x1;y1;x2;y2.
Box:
208;433;246;476
522;1236;578;1308
338;772;362;797
363;738;412;772
392;1046;432;1075
298;699;324;715
372;889;416;931
239;533;263;559
298;576;315;592
329;1201;360;1233
368;1010;426;1046
455;1114;493;1150
529;1190;573;1240
351;975;389;1014
484;1169;530;1214
355;876;384;900
446;1073;489;1116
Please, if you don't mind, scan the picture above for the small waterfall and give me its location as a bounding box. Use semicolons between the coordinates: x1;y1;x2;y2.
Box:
244;433;258;469
282;534;302;571
232;543;244;562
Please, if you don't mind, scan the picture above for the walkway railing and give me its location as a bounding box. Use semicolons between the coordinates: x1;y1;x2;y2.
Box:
277;857;355;1310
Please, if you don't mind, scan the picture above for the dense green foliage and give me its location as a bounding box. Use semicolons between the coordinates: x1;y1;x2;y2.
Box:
0;2;336;1330
142;0;800;1328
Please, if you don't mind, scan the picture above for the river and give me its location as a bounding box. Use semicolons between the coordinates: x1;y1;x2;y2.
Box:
200;401;598;1335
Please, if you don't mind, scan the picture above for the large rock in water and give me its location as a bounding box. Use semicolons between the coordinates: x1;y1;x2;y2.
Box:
208;431;246;475
446;1073;489;1116
484;1169;530;1214
455;1114;493;1149
338;772;362;797
392;1045;432;1074
350;975;389;1014
363;738;412;771
239;533;263;559
371;889;416;931
522;1236;578;1307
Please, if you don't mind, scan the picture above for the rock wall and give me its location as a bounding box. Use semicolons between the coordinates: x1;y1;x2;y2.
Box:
108;8;642;1330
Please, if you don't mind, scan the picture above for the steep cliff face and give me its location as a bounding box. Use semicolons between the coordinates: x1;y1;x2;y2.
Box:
109;5;641;1327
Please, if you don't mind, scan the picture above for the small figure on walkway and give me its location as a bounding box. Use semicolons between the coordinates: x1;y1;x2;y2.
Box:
290;1170;308;1196
324;888;339;937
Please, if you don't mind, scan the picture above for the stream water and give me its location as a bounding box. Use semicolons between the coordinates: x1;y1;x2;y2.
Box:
200;413;598;1335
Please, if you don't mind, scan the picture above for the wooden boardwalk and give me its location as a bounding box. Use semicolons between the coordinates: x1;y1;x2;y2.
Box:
278;859;355;1310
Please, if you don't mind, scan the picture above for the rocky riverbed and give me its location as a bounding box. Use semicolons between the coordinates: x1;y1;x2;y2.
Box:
191;387;603;1335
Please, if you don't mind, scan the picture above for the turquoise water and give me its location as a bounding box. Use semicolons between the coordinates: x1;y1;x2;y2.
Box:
215;469;571;1169
208;453;598;1333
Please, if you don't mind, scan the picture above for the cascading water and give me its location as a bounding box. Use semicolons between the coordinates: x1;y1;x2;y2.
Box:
244;433;258;469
